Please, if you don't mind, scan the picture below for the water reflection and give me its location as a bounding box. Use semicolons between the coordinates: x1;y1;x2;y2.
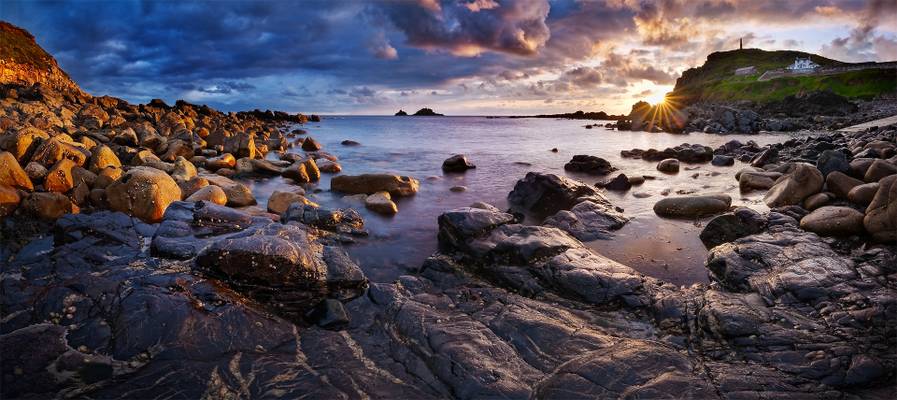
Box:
245;116;789;285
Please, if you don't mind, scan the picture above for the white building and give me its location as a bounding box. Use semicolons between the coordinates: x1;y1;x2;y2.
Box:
787;57;820;72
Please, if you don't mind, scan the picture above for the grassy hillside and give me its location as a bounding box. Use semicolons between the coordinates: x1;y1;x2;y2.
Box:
670;48;895;104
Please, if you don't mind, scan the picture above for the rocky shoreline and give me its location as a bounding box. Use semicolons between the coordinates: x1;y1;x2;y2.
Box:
1;79;895;398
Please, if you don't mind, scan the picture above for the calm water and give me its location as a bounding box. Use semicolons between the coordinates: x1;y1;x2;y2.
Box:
244;116;789;286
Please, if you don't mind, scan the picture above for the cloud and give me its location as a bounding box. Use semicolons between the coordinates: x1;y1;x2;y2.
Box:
378;0;551;56
368;31;399;60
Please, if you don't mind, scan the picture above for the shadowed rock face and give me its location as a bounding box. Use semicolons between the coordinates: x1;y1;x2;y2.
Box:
2;180;895;398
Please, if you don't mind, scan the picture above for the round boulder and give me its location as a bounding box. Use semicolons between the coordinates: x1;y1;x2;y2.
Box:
653;194;731;218
800;206;865;236
106;166;182;222
763;162;823;207
442;154;476;173
656;158;680;174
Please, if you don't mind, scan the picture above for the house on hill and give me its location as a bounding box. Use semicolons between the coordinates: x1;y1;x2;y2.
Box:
787;57;820;72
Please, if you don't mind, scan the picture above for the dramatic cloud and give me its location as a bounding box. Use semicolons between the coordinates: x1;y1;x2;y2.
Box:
377;0;551;56
1;0;893;115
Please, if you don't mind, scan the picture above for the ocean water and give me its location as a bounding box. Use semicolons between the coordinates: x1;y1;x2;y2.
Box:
246;116;789;286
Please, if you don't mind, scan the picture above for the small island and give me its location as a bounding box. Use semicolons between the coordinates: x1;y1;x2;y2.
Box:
395;107;444;116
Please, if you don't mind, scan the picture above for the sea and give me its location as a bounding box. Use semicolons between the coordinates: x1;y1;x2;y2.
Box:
247;116;791;286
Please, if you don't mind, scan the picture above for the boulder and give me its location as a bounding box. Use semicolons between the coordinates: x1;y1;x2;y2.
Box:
848;183;879;206
45;159;76;193
250;159;283;175
863;175;897;242
816;150;849;177
106;166;182;222
195;223;324;286
223;134;256;159
600;173;631;191
170;157;197;182
317;159;342;173
23;162;48;182
23;192;79;219
800;206;865;236
849;158;875;179
656;158;680;173
749;148;778;168
331;174;419;197
653;194;731;218
29;137;90;167
87;145;121;173
803;192;834;210
205;153;236;170
93;167;123;189
739;171;780;192
863;160;897;182
711;155;734;166
282;158;320;183
201;174;257;207
341;140;360;146
365;191;398;215
442;154;476;173
267;190;317;215
763;163;823;207
184;185;227;205
508;172;610;216
543;200;628;241
6;127;48;161
699;208;766;248
825;171;863;198
0;184;20;217
0;151;34;190
302;137;322;151
564;155;615;175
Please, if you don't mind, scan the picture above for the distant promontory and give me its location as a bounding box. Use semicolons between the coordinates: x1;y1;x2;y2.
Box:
396;108;444;116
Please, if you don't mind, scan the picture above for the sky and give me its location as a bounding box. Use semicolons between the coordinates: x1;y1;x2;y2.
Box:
3;0;896;115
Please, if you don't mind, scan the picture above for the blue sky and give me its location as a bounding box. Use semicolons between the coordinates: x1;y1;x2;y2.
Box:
3;0;895;115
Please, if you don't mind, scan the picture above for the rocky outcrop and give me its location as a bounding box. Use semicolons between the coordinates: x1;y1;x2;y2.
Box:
563;155;616;175
331;174;419;196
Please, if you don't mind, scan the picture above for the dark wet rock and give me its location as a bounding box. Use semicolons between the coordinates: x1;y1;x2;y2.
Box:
597;173;631;191
864;174;896;242
750;147;778;167
816;149;850;177
848;182;879;206
711;154;734;166
864;159;897;183
341;139;360;146
653;194;731;218
534;341;717;399
195;222;326;286
306;299;350;330
151;201;255;259
507;172;611;217
803;192;834;210
437;205;516;253
442;154;476;173
826;171;864;199
764;162;823;207
800;206;865;236
563;155;616;175
544;201;628;241
739;170;780;192
656;158;680;173
700;207;767;248
282;202;366;235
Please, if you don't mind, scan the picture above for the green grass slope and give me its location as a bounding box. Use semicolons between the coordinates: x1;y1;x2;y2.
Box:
670;48;895;104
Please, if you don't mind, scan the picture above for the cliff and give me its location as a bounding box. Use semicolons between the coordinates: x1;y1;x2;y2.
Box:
0;21;85;95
